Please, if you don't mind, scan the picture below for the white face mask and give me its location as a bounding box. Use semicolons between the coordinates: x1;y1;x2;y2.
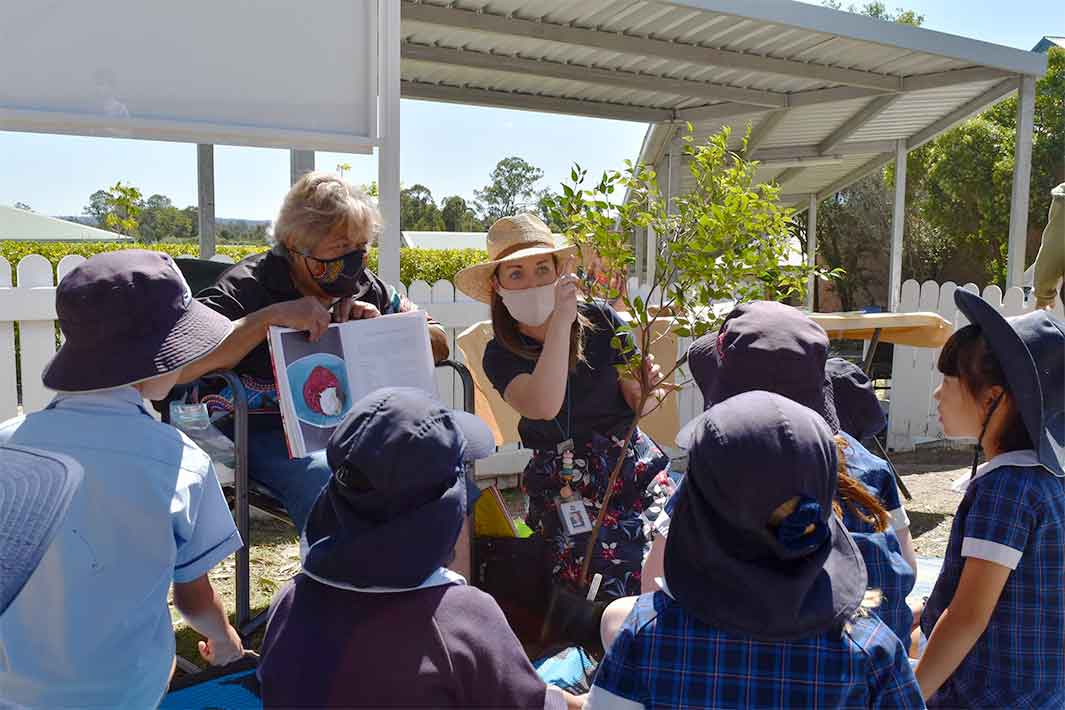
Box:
497;280;557;327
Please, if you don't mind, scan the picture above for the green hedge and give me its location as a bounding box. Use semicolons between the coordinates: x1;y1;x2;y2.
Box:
0;241;487;287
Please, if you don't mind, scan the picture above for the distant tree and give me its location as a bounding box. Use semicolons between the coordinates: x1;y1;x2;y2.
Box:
100;182;143;236
903;47;1065;285
400;184;445;230
440;195;483;232
474;157;544;222
821;1;923;25
13;202;32;211
139;193;196;242
83;190;111;226
536;188;567;231
361;181;379;197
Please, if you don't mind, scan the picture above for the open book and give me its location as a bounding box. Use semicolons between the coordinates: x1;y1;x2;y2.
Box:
267;310;437;458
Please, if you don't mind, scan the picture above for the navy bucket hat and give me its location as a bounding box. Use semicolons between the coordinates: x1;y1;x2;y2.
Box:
954;290;1065;477
665;392;867;641
1;446;84;615
677;301;839;447
42;250;233;393
826;357;887;440
302;387;495;589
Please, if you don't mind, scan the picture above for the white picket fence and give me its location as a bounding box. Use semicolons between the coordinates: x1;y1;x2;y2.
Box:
5;254;1056;456
886;278;1064;451
0;254;697;458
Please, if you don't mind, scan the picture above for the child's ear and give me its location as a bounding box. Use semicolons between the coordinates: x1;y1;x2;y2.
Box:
983;385;1006;411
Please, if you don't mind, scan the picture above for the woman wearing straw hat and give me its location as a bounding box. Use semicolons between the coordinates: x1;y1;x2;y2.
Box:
455;214;674;609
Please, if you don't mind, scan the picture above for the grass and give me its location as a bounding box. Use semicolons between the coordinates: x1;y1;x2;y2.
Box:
169;516;300;673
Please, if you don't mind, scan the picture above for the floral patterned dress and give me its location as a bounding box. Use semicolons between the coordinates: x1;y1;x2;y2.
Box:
523;427;674;600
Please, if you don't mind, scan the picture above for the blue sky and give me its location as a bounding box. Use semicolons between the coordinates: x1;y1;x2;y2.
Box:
0;0;1056;221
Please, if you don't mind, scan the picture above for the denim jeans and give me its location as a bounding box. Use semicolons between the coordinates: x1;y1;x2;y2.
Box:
224;416;480;534
221;416;332;534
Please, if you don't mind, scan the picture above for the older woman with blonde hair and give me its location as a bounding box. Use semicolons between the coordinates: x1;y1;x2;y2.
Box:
186;171;449;533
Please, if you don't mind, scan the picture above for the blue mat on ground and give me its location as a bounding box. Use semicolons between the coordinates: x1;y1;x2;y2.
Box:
160;656;261;710
534;646;598;693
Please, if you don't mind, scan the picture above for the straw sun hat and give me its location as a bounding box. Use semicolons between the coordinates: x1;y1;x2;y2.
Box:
454;213;577;303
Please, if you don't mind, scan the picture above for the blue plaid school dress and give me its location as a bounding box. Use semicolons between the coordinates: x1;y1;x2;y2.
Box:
838;432;909;533
921;452;1065;708
850;530;915;643
665;433;916;643
587;588;923;709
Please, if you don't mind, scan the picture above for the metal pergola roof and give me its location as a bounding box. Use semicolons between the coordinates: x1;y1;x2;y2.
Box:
399;0;1044;208
398;0;1047;299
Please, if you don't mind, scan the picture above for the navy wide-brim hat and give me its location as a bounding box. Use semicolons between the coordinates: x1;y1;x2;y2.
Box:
954;290;1065;477
42;250;234;393
303;387;495;589
826;357;887;440
665;392;867;641
677;300;839;448
1;446;84;615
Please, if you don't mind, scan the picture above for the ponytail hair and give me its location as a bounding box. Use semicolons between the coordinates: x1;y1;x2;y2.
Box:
831;435;890;532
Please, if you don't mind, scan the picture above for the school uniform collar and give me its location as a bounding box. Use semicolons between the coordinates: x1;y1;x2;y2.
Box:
47;386;153;417
301;562;466;594
655;576;675;599
952;449;1043;493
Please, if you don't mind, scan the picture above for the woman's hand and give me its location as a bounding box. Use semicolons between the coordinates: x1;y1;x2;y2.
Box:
621;353;674;415
551;256;579;329
269;296;332;341
331;297;381;323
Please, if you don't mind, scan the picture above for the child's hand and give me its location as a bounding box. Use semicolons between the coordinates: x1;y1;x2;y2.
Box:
909;598;925;630
198;625;244;666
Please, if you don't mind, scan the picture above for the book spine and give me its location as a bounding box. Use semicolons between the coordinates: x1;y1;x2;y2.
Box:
266;326;303;459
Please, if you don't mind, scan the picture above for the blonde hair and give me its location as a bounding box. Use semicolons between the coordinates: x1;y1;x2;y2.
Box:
273;171;380;255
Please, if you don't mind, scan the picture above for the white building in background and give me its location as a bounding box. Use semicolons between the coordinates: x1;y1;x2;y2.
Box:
400;231;568;251
0;205;130;242
400;231;487;251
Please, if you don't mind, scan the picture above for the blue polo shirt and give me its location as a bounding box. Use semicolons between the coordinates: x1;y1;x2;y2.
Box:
0;387;242;708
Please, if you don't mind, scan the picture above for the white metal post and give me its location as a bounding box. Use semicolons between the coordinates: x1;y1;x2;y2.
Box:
889;139;907;311
376;0;402;286
806;193;818;310
1007;75;1036;289
290;150;315;186
197;144;216;259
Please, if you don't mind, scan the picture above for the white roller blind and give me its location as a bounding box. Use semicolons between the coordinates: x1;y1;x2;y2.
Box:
0;0;379;151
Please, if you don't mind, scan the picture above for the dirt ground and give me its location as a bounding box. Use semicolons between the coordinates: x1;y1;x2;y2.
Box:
170;444;973;670
891;446;973;557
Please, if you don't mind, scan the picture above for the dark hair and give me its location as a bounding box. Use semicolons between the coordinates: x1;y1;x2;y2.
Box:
938;324;1033;453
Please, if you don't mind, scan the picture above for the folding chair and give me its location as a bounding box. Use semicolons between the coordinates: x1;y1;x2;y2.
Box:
163;256;477;638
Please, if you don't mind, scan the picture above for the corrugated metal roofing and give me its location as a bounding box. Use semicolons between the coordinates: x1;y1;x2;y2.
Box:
399;0;1045;202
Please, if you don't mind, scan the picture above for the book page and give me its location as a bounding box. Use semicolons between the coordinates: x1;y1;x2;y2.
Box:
338;310;437;401
267;310;437;458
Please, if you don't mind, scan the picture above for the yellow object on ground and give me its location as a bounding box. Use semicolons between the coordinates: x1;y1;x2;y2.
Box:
474;485;518;538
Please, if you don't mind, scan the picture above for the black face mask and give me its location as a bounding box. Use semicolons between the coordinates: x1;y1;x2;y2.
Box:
300;248;367;297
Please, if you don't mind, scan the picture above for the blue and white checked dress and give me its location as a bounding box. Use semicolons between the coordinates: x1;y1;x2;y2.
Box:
922;450;1065;708
587;585;923;709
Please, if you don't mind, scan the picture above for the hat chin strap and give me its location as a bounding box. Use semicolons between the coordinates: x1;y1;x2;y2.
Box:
971;392;1005;478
